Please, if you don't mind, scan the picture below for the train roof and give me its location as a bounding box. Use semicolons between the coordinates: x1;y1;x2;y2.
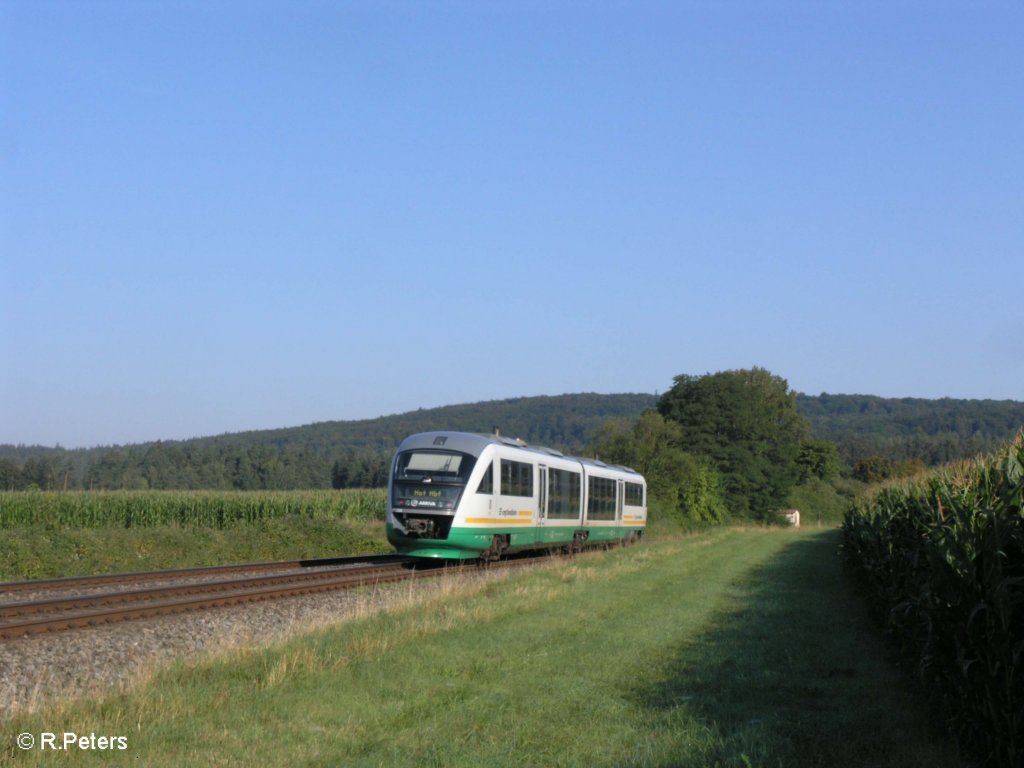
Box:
394;431;642;477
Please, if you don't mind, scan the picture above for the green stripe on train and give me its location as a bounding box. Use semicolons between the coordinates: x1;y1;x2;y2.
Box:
386;523;643;559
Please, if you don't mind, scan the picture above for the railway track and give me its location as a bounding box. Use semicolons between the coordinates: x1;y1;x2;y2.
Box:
0;554;450;640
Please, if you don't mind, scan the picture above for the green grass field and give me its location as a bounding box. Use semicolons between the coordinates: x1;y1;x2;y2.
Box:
3;528;958;767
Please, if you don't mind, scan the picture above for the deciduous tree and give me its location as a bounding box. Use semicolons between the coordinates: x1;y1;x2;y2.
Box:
657;368;809;520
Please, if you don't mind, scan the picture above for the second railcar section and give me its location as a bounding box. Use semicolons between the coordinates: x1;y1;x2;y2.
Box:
386;431;647;559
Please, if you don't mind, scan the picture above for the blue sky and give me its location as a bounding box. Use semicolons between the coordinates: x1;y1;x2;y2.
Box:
2;1;1022;448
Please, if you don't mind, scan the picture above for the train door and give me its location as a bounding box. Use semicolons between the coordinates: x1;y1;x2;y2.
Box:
617;479;624;522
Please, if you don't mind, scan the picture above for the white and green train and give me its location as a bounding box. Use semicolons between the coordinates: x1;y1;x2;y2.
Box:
386;431;647;559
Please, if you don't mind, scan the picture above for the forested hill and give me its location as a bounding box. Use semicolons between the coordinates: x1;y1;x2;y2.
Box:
0;394;658;490
2;392;1021;490
796;393;1024;465
190;393;659;453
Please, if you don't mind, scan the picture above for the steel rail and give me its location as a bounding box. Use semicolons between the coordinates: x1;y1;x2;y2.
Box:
0;554;409;595
0;559;442;640
0;548;562;641
0;561;416;620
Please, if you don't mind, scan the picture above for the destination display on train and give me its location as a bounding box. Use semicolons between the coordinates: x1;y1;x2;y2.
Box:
412;489;443;499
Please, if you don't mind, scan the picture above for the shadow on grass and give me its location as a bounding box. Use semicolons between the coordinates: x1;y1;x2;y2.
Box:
631;530;959;768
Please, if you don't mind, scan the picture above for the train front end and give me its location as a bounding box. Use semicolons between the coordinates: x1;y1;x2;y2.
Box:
386;432;490;559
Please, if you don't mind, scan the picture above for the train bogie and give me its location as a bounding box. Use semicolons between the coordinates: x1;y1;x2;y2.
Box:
386;431;647;560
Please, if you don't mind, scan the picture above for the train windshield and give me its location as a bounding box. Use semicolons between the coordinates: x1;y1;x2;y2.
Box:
391;450;477;511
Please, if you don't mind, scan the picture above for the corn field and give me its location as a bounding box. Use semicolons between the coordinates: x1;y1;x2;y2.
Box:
842;431;1023;767
0;489;386;529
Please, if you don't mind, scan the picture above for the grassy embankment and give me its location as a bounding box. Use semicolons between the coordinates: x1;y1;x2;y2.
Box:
3;528;957;767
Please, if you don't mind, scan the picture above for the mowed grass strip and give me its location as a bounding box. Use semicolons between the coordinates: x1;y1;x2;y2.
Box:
4;529;957;767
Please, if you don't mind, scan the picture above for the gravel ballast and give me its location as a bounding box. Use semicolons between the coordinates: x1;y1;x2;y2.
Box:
0;568;507;718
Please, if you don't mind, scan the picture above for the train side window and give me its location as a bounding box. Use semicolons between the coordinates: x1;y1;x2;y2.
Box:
476;463;494;494
548;468;581;519
500;459;533;497
625;482;644;506
587;476;617;520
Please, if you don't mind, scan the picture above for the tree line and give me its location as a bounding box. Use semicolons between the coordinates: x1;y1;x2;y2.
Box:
2;388;1021;494
0;443;392;492
797;392;1024;466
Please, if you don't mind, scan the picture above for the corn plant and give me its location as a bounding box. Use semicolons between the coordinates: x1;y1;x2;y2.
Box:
0;489;387;530
842;431;1024;767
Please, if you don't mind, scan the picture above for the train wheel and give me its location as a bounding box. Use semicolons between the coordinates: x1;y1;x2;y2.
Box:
480;534;509;562
568;531;588;556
